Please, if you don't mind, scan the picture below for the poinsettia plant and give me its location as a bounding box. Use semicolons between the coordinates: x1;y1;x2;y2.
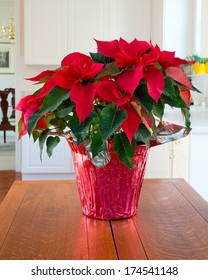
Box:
16;38;196;169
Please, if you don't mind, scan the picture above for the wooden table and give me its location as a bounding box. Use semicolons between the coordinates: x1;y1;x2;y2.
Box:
0;178;208;260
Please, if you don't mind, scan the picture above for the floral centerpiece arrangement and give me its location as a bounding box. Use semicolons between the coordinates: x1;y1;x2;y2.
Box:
16;38;196;170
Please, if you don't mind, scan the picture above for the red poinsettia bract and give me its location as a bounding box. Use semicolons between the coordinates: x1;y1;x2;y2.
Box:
96;38;165;103
54;52;104;122
15;95;46;136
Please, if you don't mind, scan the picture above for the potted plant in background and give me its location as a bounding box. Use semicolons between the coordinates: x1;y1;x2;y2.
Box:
16;38;197;220
186;53;208;74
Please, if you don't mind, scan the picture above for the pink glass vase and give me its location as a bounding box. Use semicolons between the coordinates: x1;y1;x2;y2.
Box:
68;141;149;220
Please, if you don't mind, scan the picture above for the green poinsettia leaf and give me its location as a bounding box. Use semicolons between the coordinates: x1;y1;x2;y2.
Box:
113;132;136;170
163;76;176;97
161;84;187;108
151;120;157;138
134;84;155;113
32;131;40;143
161;94;186;108
28;111;42;136
46;136;60;157
18;120;23;138
96;62;122;79
134;123;151;146
163;77;187;108
57;106;73;118
99;105;127;141
70;112;96;144
56;99;74;118
181;107;191;128
49;118;61;127
39;86;70;115
89;52;112;64
39;130;50;160
91;133;105;158
152;99;164;120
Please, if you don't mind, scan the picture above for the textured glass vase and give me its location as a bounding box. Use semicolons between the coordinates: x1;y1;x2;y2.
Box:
68;141;149;220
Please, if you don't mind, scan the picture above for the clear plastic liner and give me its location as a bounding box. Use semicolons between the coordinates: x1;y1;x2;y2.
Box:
82;139;111;168
150;121;191;147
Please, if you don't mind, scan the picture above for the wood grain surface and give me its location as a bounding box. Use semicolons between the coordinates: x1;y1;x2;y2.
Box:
0;179;207;260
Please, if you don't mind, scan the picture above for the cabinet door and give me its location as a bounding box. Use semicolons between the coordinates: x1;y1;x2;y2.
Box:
145;143;172;178
24;0;68;64
24;0;110;63
21;135;75;180
67;0;150;53
172;136;190;181
24;0;151;64
109;0;150;41
189;133;208;201
145;136;190;180
67;0;111;54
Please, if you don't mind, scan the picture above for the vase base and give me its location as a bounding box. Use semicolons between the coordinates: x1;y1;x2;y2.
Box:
81;207;138;220
82;211;137;220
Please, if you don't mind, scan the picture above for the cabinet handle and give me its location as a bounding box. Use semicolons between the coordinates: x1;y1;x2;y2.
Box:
169;153;175;160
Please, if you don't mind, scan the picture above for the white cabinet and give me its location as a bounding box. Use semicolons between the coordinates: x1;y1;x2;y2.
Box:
24;0;68;64
189;132;208;202
172;136;190;180
153;108;208;202
21;135;75;180
145;142;172;178
146;128;208;202
24;0;150;64
145;136;190;182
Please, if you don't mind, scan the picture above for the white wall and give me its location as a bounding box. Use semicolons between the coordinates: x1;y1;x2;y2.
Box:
0;74;15;88
0;0;14;35
163;0;196;57
150;0;196;58
200;0;208;57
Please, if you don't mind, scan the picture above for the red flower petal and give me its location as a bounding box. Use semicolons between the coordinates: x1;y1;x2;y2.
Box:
143;68;165;102
114;38;150;68
70;83;96;122
37;116;48;129
115;65;143;94
166;67;192;88
179;87;191;106
19;113;27;137
15;95;35;111
95;39;119;58
38;78;56;98
95;81;129;105
159;50;191;69
26;70;56;82
61;52;91;67
16;95;44;136
120;103;141;142
142;46;159;66
57;53;104;90
119;38;150;57
54;66;81;90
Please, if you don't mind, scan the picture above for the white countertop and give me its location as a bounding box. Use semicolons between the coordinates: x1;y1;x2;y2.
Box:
164;106;208;133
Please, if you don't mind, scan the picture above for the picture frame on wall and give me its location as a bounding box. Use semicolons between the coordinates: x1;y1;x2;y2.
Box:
0;42;15;74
